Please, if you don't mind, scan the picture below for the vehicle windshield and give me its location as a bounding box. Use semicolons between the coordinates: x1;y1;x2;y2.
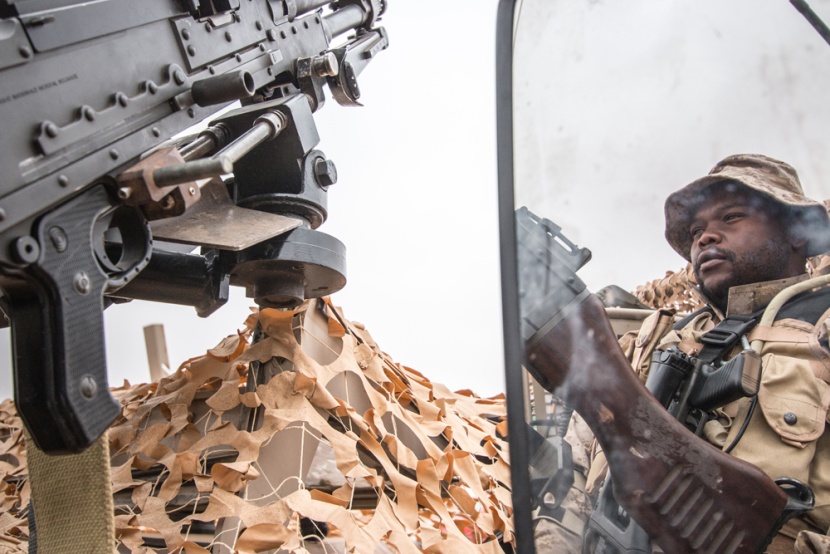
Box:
506;1;830;551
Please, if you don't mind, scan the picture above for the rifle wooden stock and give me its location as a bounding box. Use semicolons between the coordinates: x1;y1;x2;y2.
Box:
526;292;789;554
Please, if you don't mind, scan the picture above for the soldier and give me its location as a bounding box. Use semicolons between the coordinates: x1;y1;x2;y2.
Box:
659;154;830;551
537;154;830;552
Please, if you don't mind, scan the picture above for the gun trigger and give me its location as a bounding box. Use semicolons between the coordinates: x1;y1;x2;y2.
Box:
775;477;815;519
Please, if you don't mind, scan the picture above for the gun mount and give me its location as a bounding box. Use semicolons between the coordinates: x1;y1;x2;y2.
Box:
0;0;388;454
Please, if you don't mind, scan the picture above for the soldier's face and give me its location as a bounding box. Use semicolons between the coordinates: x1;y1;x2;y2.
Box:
689;187;805;309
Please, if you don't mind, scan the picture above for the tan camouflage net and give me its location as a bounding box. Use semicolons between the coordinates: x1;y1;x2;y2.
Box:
0;298;513;553
0;401;28;552
634;264;703;313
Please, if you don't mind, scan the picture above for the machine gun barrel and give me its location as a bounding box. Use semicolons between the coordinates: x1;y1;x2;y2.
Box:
327;5;370;36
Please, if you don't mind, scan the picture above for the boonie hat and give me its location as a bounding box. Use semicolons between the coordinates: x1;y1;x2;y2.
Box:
664;154;830;261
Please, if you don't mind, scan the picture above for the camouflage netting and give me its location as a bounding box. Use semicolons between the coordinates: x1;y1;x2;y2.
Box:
633;264;703;313
0;298;513;553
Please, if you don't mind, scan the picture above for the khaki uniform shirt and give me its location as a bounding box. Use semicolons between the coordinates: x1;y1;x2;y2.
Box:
634;275;830;547
537;275;830;552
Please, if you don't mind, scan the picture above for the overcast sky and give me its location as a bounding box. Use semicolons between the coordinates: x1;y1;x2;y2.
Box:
514;0;830;292
0;0;505;399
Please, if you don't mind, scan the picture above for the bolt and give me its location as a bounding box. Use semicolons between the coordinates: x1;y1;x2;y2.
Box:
188;186;196;196
73;272;91;294
291;26;297;35
205;22;212;32
109;149;119;160
161;196;176;210
267;29;277;41
181;28;191;40
58;175;69;187
146;81;159;94
187;45;196;56
44;122;58;138
304;21;309;29
12;236;38;264
152;127;161;137
280;30;287;39
225;31;233;42
235;53;242;62
18;45;32;59
209;65;216;75
312;53;338;77
188;108;195;118
82;106;95;121
173;69;186;86
116;92;128;107
80;376;98;399
117;187;132;200
256;20;263;31
259;44;266;52
314;158;338;187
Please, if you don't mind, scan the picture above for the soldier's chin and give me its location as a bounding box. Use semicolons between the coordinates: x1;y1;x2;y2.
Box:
697;276;731;309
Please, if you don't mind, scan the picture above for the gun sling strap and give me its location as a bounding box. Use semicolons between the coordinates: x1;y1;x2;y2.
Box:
696;314;758;363
25;432;114;554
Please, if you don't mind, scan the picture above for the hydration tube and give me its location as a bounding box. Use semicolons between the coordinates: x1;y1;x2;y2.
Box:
724;274;830;453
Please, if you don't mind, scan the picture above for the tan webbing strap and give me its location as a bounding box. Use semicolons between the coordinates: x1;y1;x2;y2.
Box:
25;432;114;554
629;310;676;375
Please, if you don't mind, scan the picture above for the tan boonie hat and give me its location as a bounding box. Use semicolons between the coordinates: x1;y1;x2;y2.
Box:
664;154;830;261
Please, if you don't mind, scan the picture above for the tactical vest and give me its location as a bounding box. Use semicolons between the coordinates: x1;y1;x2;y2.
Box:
632;286;830;537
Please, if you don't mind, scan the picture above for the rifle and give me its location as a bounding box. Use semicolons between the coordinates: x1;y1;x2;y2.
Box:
515;207;814;553
0;0;388;454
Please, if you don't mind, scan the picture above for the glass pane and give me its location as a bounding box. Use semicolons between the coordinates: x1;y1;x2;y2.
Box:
508;1;830;552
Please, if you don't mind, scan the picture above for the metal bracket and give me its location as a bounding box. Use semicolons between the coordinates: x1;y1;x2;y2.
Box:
150;177;301;250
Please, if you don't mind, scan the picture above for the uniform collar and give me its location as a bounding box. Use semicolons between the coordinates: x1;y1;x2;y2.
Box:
723;274;811;317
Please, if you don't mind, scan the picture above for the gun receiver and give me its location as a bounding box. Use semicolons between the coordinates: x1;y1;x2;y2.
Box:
0;0;388;453
516;207;813;553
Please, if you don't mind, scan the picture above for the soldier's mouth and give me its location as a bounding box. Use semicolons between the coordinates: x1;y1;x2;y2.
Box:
694;249;734;274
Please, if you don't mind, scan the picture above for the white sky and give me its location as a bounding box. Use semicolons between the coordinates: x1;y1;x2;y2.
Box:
0;0;506;399
514;0;830;292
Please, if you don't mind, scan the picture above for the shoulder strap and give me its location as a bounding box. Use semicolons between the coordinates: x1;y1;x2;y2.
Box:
697;314;757;363
673;306;714;331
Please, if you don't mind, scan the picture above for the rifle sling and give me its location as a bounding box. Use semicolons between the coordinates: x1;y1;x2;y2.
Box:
697;314;758;364
25;432;114;554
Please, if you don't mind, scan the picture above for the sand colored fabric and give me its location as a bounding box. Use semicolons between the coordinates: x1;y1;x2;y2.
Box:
0;298;512;552
25;432;114;554
0;401;29;552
